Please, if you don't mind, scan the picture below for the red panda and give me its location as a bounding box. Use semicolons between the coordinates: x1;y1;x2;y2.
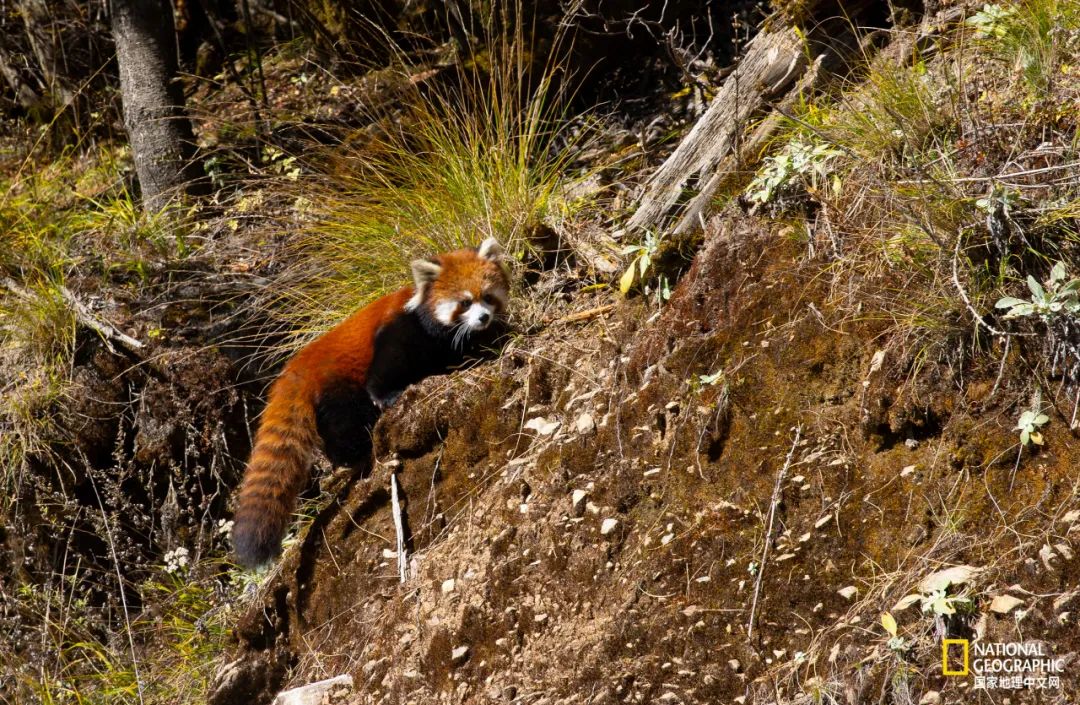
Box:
232;238;509;568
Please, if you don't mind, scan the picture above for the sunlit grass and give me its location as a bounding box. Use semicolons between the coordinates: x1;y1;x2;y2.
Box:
968;0;1080;97
17;560;237;705
268;23;586;341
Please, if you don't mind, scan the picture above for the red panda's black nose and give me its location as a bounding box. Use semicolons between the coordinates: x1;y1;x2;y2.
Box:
478;311;491;325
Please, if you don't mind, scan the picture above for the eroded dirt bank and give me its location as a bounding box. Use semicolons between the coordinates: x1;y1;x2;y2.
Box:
211;212;1080;704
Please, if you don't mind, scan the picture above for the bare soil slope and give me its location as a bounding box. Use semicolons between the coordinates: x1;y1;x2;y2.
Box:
212;210;1080;705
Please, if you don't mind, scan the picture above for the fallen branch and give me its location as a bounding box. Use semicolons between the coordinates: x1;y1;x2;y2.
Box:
4;277;144;355
747;425;801;640
673;54;826;235
59;286;145;354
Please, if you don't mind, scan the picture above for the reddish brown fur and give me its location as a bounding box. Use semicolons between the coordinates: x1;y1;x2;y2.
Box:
232;246;507;567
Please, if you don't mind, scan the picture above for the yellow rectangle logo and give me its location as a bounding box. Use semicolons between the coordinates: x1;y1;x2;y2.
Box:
942;639;969;676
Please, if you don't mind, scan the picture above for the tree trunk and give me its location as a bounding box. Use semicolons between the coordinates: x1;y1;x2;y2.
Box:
110;0;202;211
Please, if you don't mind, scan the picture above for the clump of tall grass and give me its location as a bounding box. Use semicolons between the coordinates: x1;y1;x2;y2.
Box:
0;143;191;505
270;18;585;341
967;0;1080;97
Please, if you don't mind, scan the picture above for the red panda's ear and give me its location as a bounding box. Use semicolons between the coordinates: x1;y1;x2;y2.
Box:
411;259;442;289
477;237;503;261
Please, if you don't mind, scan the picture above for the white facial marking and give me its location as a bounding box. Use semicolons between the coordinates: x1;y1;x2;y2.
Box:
434;299;458;325
463;301;495;330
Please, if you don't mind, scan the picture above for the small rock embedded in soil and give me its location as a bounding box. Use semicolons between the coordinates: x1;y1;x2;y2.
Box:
837;586;858;600
919;565;981;593
524;416;560;435
1039;544;1058;571
451;645;470;667
271;675;354;705
575;412;595;434
919;691;941;705
441;578;456;594
571;489;588;517
600;518;620;536
989;594;1024;614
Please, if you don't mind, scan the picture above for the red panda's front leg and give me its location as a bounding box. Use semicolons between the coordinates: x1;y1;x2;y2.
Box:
313;379;381;470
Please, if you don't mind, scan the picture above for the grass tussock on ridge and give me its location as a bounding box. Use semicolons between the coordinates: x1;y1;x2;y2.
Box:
267;22;587;342
747;0;1080;369
0;144;179;496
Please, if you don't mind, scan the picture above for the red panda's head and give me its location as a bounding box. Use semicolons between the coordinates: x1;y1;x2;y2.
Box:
407;238;510;337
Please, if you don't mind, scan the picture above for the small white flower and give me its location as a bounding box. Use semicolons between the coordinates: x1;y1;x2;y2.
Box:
216;519;234;537
164;546;190;574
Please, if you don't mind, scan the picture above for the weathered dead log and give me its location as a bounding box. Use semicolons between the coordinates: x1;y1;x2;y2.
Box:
627;26;808;233
672;53;826;235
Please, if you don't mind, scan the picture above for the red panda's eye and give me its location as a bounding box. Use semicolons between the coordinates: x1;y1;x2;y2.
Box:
460;298;472;308
482;294;498;306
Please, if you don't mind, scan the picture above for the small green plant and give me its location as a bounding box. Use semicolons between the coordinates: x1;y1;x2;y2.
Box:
881;612;906;652
698;370;725;387
974;185;1020;217
966;3;1018;39
746;138;842;206
893;567;978;622
263;145;302;180
920;589;970;616
1015;408;1049;446
619;230;664;296
995;262;1080;319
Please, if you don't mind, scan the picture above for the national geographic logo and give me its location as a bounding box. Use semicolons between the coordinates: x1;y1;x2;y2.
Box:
942;639;1064;690
942;639;968;676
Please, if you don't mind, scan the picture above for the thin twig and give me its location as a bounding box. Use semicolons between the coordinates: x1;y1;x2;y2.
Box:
990;334;1011;398
950;236;1006;337
86;466;145;705
391;472;408;583
1009;444;1023;492
747;425;801;640
551;304;615;325
898;160;1080;185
